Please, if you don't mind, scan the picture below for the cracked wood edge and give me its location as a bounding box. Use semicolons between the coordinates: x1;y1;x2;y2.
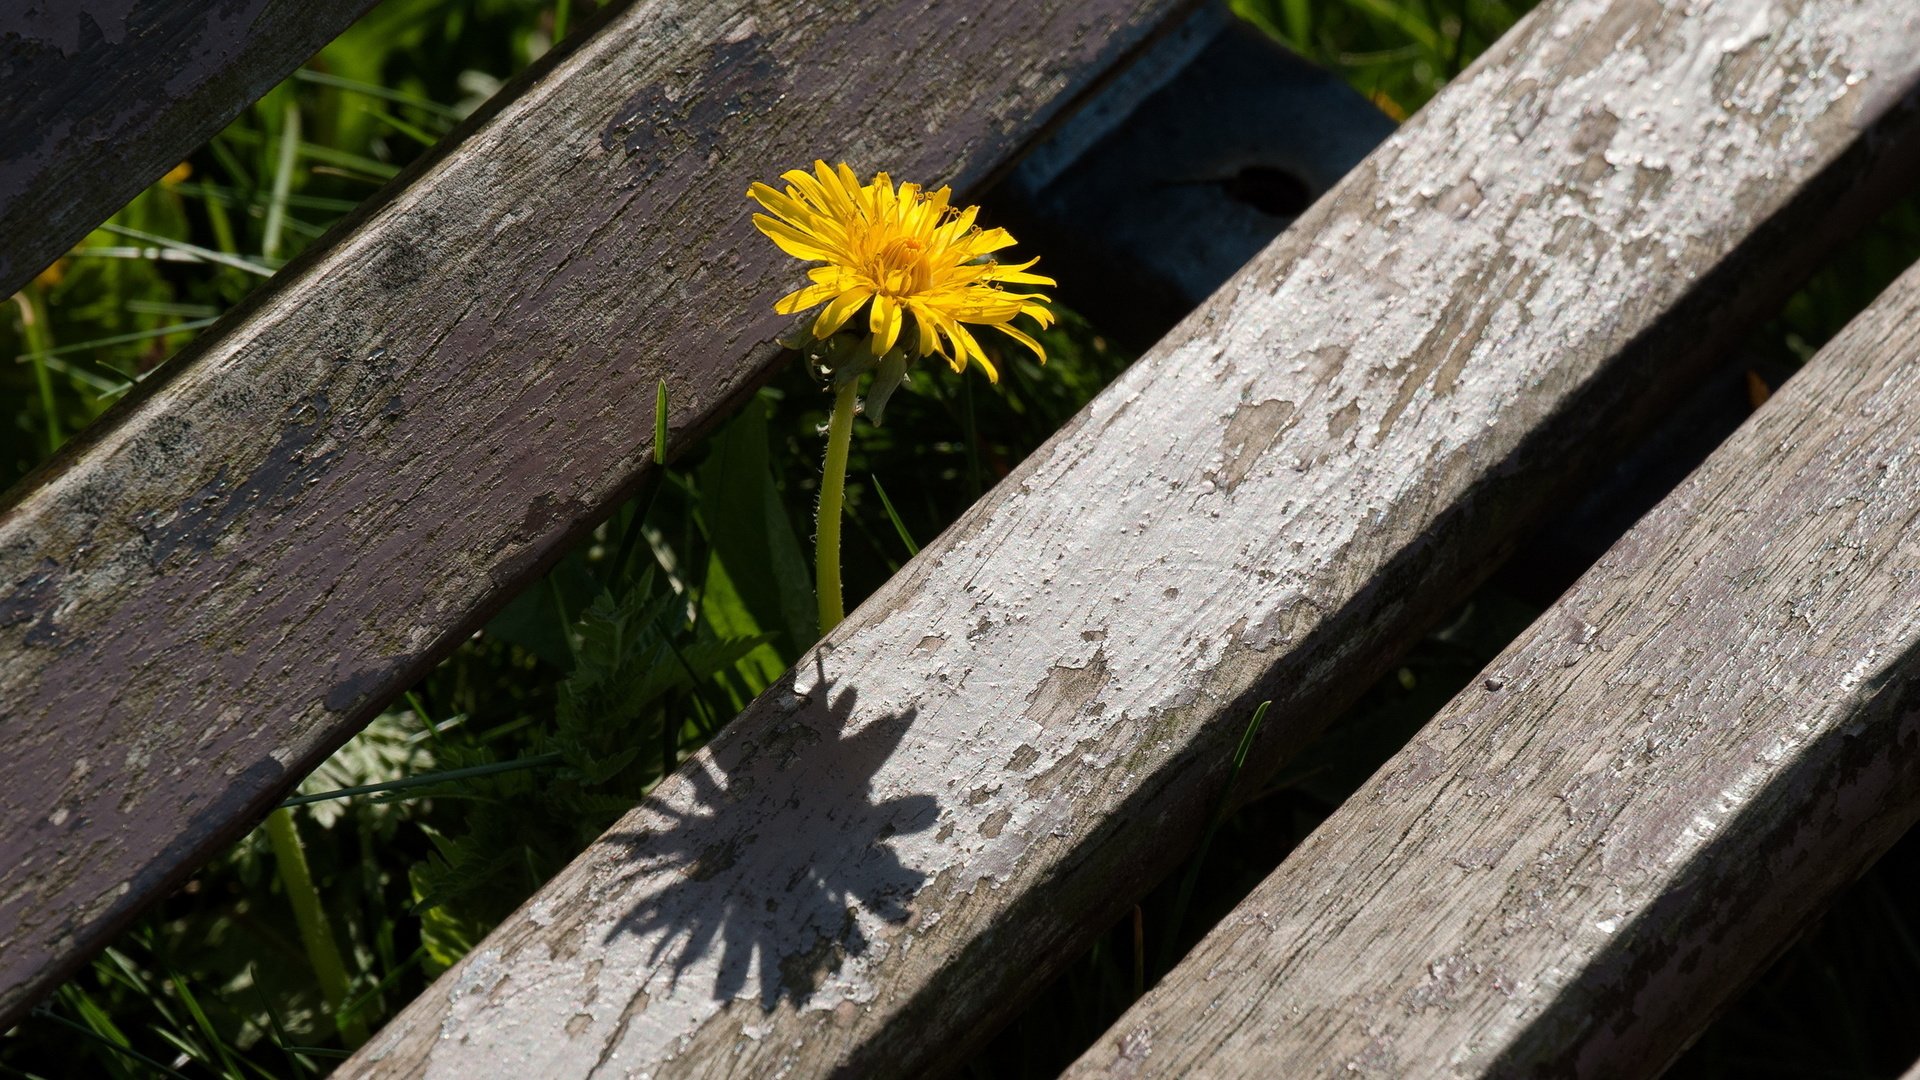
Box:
0;0;376;298
1065;252;1920;1080
0;0;1193;1027
339;1;1920;1077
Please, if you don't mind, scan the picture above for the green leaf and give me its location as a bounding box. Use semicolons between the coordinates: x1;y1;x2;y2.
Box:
482;555;601;668
410;826;526;920
694;394;817;657
700;550;788;698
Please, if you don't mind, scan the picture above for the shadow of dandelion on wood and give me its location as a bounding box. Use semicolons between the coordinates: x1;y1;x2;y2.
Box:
601;661;938;1009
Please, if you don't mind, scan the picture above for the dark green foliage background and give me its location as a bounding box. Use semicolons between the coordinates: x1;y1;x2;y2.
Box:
5;0;1920;1076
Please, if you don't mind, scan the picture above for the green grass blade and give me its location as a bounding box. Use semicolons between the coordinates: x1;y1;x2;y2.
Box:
654;379;670;464
123;300;221;317
209;133;255;191
172;180;360;214
70;245;226;265
149;1027;212;1070
55;984;139;1080
548;576;581;667
338;945;425;1029
99;224;274;277
200;181;245;259
12;292;62;454
282;1046;354;1060
1157;700;1272;975
1227;0;1284;38
280;752;566;807
219;126;400;180
15;316;218;362
296;140;400;179
1281;0;1313;43
166;970;246;1079
57;985;132;1051
405;691;447;751
36;353;130;396
262;101;302;261
96;947;150;998
362;106;442;147
248;971;317;1078
293;68;462;119
29;1008;192;1080
870;474;919;558
1334;0;1446;52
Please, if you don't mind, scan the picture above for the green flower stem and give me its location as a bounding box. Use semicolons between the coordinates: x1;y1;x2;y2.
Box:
14;292;62;455
816;380;859;634
262;807;367;1046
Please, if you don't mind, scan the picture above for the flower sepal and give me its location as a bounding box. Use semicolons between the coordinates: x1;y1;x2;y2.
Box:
803;331;879;391
775;324;818;352
863;348;910;427
798;332;912;426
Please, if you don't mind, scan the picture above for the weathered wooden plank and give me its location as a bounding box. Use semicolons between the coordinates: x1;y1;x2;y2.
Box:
1065;257;1920;1080
0;0;376;298
0;0;1192;1027
340;1;1920;1076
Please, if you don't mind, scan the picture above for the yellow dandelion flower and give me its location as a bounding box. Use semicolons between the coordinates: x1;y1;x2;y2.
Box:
748;160;1055;382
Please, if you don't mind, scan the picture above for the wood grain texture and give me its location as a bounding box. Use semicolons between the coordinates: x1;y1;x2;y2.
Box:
1065;257;1920;1080
340;1;1920;1076
0;0;1191;1027
0;0;376;298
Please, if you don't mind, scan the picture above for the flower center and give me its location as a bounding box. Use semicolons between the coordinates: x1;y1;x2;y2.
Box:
869;236;929;296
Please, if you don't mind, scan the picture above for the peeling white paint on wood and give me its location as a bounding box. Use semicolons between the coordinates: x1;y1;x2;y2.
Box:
344;0;1920;1076
1068;250;1920;1080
